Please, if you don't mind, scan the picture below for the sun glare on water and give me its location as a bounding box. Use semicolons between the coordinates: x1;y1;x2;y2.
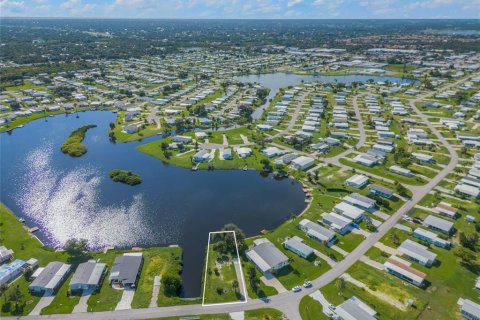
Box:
17;144;152;249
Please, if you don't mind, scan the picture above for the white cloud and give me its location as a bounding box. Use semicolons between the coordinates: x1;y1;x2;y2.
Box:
360;0;397;15
0;0;25;12
59;0;96;15
287;0;303;7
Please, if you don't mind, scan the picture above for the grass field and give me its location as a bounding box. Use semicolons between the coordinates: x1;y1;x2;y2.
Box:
203;239;242;305
131;247;183;308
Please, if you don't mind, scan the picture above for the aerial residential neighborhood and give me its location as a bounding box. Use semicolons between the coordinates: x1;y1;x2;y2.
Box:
0;4;480;320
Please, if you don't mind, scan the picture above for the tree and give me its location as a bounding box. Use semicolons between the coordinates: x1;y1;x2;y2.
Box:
9;285;23;312
455;247;477;266
390;232;400;246
0;284;7;305
247;267;260;293
336;277;345;292
163;273;182;296
395;182;409;198
459;232;478;251
64;238;88;257
232;279;239;293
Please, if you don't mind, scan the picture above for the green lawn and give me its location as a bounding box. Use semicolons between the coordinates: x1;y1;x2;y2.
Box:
339;158;428;186
299;295;330;320
137;138;269;171
321;278;426;320
0;110;66;133
203;242;241;304
0;204;82;316
41;273;81;314
240;258;278;299
0;203;191;315
131;247;183;308
86;251;124;312
245;308;284;319
149;308;283;320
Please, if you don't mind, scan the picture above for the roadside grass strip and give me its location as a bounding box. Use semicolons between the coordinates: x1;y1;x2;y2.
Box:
202;231;247;306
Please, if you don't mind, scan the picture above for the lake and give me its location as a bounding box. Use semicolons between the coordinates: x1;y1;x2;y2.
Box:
0;111;307;297
234;72;418;119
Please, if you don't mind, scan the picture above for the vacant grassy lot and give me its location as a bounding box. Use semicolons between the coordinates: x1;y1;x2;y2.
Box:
131;247;183;308
203;242;241;304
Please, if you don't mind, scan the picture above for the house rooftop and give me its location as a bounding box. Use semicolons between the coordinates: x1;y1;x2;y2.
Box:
246;239;288;273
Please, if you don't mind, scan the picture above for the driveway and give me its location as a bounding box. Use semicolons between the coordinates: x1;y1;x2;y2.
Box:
115;288;135;310
149;276;161;308
72;288;94;313
29;293;55;315
309;290;335;318
260;273;287;293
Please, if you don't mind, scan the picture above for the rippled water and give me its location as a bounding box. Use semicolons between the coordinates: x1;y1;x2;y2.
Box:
19;144;151;248
0;111;307;296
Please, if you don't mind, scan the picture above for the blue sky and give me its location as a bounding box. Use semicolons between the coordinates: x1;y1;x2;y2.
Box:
1;0;479;19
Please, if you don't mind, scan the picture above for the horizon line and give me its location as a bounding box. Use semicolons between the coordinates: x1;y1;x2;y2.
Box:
0;17;478;21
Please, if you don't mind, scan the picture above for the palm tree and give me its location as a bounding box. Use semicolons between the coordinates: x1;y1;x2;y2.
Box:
336;278;345;293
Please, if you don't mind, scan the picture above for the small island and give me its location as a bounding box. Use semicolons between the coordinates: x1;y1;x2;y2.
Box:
109;169;142;185
61;124;97;157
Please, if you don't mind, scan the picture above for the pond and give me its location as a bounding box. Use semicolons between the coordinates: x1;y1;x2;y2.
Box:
234;72;418;120
0;111;307;297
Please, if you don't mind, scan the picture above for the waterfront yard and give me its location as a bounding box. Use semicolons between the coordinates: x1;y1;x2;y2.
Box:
0;204;187;316
203;239;243;304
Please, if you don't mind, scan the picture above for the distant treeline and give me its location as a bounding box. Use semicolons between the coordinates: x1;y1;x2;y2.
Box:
0;61;97;82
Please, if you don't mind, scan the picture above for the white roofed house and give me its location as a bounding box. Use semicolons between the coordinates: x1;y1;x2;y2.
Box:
235;147;252;158
434;202;458;219
398;239;437;267
284;236;314;259
290;156;315;171
342;193;376;210
122;123;139;134
172;135;193;144
298;219;336;245
70;261;107;291
246;239;289;274
412;153;434;164
322;212;352;235
333;202;365;222
458;298;480;320
413;228;450;249
455;184;480;199
335;296;377;320
423;215;454;235
261;147;284;158
193;149;212;163
29;262;71;294
0;246;14;264
389;165;415;177
0;259;26;286
384;256;426;287
346;174;369;189
353;154;379;167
